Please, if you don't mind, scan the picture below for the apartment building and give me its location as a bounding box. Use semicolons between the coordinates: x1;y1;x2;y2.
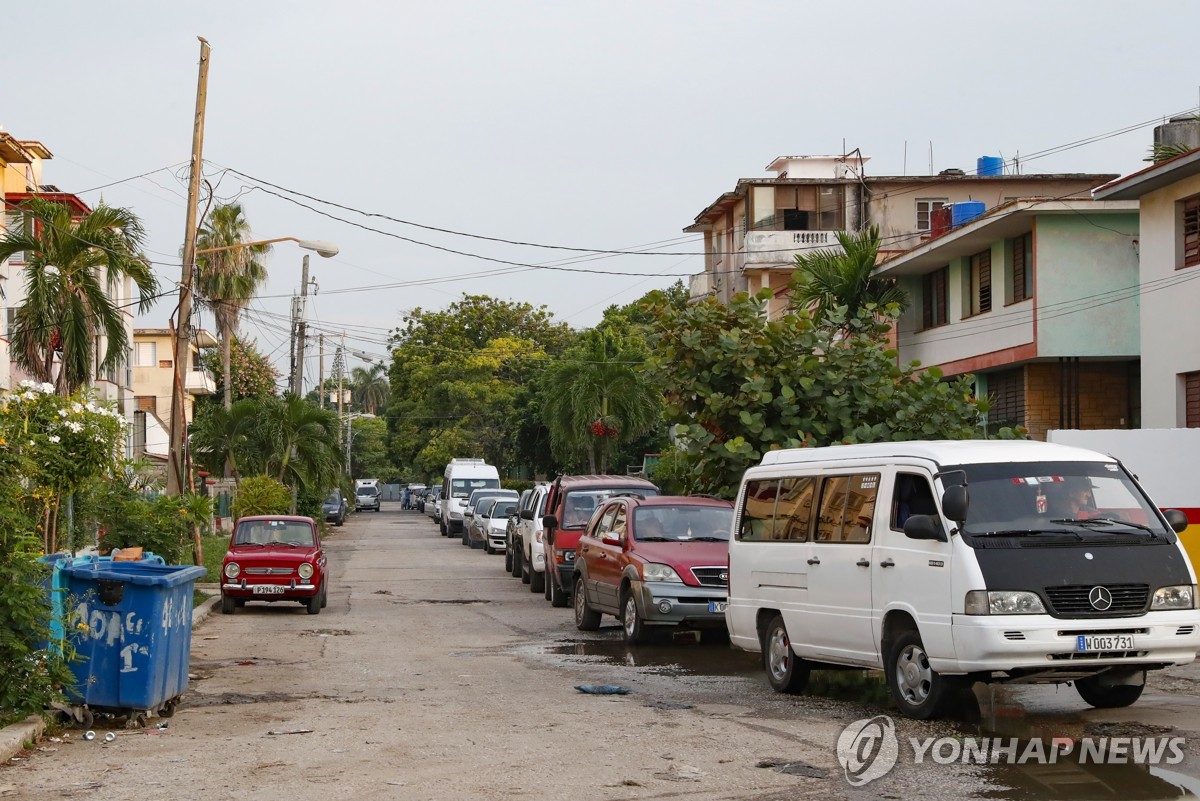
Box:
130;327;218;459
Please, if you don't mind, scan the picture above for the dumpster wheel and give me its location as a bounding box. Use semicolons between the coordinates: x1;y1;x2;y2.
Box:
158;697;179;718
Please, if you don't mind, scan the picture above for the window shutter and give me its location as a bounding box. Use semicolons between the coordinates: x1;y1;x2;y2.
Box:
1186;372;1200;428
978;250;992;313
1012;236;1026;301
1184;197;1200;268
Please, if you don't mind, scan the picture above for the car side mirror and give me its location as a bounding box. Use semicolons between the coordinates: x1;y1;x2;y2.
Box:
601;533;623;547
1163;509;1189;534
903;514;946;542
941;485;969;524
543;514;559;531
520;509;533;520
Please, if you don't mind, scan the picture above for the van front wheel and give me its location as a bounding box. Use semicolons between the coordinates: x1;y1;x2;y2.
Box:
763;615;809;694
1075;672;1146;708
886;628;954;719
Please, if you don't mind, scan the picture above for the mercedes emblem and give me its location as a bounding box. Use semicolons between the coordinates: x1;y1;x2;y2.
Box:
1088;585;1113;611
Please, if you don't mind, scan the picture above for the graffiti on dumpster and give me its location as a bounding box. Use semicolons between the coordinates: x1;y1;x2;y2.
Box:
69;593;190;674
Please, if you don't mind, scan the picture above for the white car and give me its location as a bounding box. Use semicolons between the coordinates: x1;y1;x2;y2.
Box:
481;497;519;554
517;484;550;593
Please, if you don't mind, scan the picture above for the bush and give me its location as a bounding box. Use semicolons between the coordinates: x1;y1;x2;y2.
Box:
501;478;535;494
89;487;211;566
233;476;291;519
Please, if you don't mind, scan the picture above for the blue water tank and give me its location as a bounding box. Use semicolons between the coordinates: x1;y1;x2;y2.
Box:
951;201;986;226
977;156;1004;176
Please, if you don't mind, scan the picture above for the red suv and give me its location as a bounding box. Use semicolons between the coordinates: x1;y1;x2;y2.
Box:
541;475;659;607
220;516;328;615
572;495;733;643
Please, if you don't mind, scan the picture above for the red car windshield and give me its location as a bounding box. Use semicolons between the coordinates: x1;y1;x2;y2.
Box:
634;505;732;541
234;521;315;547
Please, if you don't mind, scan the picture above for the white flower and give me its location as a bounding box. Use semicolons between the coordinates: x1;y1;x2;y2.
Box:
40;383;54;394
48;435;60;443
18;380;34;389
57;409;68;417
65;421;83;433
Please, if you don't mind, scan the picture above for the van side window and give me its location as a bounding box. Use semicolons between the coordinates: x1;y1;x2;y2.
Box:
738;479;779;541
775;476;817;541
815;474;880;544
892;473;939;530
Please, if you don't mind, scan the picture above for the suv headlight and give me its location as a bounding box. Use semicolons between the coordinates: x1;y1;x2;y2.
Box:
224;562;240;579
1152;585;1196;610
965;590;1046;615
298;563;314;580
642;563;683;583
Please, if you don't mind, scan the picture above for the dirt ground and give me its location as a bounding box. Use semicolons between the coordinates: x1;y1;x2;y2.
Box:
4;505;1200;801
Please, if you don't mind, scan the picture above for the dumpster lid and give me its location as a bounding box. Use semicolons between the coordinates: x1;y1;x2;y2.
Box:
59;561;207;588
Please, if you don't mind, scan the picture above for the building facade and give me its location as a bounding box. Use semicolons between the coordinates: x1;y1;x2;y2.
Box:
130;327;218;459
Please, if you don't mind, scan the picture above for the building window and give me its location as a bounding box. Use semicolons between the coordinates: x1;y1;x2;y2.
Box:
969;249;992;315
1185;372;1200;428
1011;233;1033;302
916;199;948;232
134;341;156;366
986;367;1026;430
1183;195;1200;269
921;267;949;329
136;395;157;414
4;306;19;338
3;210;29;265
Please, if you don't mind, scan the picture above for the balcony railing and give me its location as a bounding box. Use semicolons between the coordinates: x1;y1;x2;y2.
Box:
186;369;216;395
743;230;844;266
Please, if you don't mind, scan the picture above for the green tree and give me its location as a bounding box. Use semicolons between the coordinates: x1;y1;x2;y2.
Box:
0;198;157;395
350;363;389;415
194;203;272;412
246;395;342;511
541;329;660;474
350;416;391;479
788;226;907;331
646;290;1001;497
189;400;258;479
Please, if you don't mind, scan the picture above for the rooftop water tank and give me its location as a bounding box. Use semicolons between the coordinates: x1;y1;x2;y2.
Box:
951;201;986;227
977;156;1004;176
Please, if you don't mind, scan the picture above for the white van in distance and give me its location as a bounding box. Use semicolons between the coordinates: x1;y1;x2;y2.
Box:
726;440;1200;719
440;459;500;537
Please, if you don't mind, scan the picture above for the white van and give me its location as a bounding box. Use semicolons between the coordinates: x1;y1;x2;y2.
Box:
727;440;1200;719
440;459;501;536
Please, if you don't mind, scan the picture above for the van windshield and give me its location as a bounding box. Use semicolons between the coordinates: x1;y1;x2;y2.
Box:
945;461;1170;541
452;478;500;499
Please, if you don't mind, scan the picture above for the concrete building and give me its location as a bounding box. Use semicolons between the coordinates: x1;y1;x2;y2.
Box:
684;152;1116;318
1;133;144;453
1094;141;1200;428
875;199;1140;440
130;327;218;459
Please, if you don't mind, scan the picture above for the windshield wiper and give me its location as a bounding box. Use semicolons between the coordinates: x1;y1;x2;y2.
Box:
970;529;1081;537
234;541;265;547
1072;518;1158;537
637;536;672;542
268;541;298;547
687;536;729;542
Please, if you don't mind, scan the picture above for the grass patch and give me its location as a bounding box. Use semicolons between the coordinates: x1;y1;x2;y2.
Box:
190;533;228;609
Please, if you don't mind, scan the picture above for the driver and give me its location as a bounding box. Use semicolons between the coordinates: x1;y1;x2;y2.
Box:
564;496;594;527
1049;478;1095;519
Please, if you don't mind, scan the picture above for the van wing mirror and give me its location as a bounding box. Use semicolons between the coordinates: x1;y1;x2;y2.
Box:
1163;509;1189;534
903;514;946;542
941;485;969;524
520;509;534;520
543;514;559;531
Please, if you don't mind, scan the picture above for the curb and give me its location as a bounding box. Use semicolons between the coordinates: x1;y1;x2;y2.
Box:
0;715;45;764
193;593;221;627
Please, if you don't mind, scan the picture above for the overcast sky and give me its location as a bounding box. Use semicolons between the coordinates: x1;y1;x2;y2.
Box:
6;1;1199;383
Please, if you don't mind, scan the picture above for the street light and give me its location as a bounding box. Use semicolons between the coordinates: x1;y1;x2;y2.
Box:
167;235;340;497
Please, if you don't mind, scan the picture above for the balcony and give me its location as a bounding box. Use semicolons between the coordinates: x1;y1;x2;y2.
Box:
743;230;844;267
688;271;715;302
186;369;216;395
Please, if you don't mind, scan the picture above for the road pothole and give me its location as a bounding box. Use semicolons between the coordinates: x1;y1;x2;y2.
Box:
184;691;320;707
299;629;354;637
390;598;492;605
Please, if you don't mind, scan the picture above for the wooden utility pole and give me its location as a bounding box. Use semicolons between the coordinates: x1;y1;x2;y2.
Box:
167;36;211;497
292;254;310;396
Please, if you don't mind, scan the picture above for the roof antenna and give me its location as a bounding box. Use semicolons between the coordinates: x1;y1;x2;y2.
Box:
903;140;907;176
929;141;934;174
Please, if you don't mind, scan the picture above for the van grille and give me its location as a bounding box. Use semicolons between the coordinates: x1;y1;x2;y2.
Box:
1044;584;1148;617
1048;650;1148;661
1003;631;1025;641
1178;626;1196;636
691;567;729;588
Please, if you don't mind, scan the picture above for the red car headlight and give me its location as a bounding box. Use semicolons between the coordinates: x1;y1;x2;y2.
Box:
298;563;314;580
224;562;240;579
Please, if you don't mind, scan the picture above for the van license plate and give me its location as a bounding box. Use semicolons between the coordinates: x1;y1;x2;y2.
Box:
709;601;728;613
253;585;285;595
1076;634;1134;652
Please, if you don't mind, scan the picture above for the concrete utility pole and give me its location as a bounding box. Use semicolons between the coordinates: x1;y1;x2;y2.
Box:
292;253;310;397
167;36;211;498
288;294;298;391
318;334;325;408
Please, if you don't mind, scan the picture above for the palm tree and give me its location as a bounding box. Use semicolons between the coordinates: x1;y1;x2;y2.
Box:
350;363;389;415
249;395;341;511
0;198;157;395
189;400;258;479
194;203;271;411
788;226;907;331
541;330;660;474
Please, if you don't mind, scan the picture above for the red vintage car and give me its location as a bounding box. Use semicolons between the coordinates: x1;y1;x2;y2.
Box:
220;515;328;615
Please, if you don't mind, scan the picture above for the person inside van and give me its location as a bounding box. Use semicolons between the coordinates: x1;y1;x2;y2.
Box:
1049;478;1096;520
564;495;595;528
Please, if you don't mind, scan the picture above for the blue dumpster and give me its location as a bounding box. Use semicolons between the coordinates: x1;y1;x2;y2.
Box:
60;560;207;718
36;554;74;654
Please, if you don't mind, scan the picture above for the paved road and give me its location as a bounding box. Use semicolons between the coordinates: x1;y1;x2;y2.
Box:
5;504;1200;800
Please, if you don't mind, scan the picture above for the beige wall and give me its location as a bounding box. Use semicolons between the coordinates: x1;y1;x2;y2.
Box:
1023;363;1132;442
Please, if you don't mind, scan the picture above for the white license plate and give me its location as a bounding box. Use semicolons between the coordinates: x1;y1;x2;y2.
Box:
1076;634;1135;652
252;585;286;595
709;601;728;613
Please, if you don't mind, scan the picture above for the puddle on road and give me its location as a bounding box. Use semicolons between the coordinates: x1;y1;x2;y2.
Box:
962;684;1200;800
390;598;492;605
540;636;757;678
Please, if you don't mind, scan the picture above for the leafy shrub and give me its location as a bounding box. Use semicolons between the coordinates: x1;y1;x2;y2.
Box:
88;485;211;566
233;476;291;519
501;479;534;494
